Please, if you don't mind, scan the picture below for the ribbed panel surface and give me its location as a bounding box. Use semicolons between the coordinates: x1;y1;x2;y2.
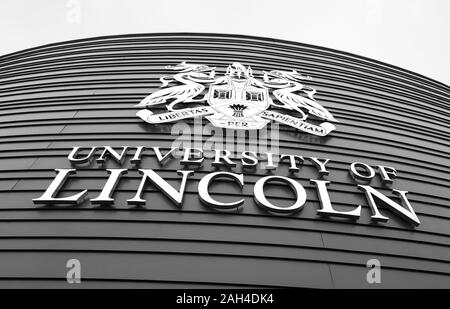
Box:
0;33;448;288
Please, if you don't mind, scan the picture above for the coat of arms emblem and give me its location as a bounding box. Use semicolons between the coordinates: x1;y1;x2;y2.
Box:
136;62;337;136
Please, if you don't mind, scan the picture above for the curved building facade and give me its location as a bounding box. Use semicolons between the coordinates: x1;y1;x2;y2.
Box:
0;33;448;288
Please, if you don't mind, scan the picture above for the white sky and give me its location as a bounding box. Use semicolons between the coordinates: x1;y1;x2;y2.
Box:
0;0;449;85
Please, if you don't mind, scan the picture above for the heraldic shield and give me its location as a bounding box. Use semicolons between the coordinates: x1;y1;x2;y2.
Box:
206;80;271;129
136;61;337;135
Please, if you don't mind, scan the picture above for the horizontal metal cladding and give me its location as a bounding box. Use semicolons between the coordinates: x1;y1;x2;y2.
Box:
0;33;449;288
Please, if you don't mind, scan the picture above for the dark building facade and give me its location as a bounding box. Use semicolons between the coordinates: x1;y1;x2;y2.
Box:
0;33;448;288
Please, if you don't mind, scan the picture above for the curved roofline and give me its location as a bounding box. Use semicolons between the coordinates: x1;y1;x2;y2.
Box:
1;31;448;88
